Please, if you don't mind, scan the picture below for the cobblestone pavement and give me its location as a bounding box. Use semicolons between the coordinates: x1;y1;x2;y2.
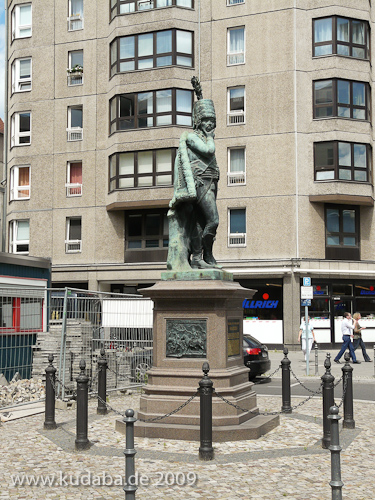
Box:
1;390;374;500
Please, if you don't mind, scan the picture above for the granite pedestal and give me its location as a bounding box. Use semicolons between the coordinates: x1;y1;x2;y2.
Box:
116;271;279;441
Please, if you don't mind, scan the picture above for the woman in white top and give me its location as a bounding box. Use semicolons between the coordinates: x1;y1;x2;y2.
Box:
298;316;316;361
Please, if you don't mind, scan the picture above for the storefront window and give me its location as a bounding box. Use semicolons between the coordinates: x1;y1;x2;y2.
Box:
332;284;353;296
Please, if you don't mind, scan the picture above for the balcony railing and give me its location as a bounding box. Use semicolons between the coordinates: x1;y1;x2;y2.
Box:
227;52;245;65
67;73;83;86
65;183;82;197
138;0;154;9
67;128;83;142
228;233;246;247
227;112;245;125
67;15;83;31
65;240;82;253
227;171;246;185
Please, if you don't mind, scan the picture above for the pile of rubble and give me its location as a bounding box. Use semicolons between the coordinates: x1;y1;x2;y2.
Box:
0;374;45;408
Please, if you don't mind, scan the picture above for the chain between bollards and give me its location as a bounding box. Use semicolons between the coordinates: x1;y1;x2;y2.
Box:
75;359;90;451
321;353;335;449
123;409;137;500
341;352;355;429
44;353;57;430
199;362;214;461
281;347;292;413
97;348;108;415
328;405;343;500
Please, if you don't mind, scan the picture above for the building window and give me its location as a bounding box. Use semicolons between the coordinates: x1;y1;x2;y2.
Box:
66;162;82;196
110;89;193;132
314;141;370;182
228;208;246;247
9;220;30;254
325;205;359;260
227;0;244;4
68;0;83;30
67;50;83;86
11;112;31;147
67;106;83;141
109;149;175;191
313;79;370;120
10;166;30;200
66;217;82;253
125;210;169;262
110;0;193;20
12;4;32;40
227;27;245;65
228;148;246;185
313;16;370;59
227;87;245;125
11;58;32;93
110;29;193;76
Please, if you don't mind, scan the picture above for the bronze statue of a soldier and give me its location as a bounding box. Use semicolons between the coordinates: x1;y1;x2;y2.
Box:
167;77;221;271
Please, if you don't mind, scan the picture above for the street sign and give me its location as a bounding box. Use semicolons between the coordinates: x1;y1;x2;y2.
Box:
301;286;313;299
301;299;311;306
303;277;311;287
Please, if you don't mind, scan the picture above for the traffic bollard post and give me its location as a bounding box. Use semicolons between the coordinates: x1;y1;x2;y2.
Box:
342;352;355;429
281;347;292;413
321;353;335;449
123;409;137;500
97;348;108;415
199;362;214;461
328;405;343;500
44;353;57;430
75;359;90;451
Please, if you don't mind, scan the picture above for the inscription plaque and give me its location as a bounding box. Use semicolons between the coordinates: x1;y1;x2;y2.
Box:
227;318;240;357
166;319;206;358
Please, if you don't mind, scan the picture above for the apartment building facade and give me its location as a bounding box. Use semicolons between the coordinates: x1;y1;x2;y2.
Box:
5;0;375;347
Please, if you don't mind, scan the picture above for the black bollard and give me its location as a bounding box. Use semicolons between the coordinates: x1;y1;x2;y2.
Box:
281;347;292;413
97;348;108;415
123;409;137;500
342;352;355;429
321;353;335;449
75;359;90;451
328;405;343;500
44;353;57;430
199;362;214;461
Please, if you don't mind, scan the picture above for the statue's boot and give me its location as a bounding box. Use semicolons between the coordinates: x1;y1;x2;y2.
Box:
203;232;222;269
190;234;211;269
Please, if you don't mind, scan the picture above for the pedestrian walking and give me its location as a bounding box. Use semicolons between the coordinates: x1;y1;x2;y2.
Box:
352;312;372;362
298;316;316;361
334;312;360;364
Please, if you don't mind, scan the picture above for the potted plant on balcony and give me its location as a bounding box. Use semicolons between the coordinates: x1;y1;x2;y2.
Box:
67;65;83;76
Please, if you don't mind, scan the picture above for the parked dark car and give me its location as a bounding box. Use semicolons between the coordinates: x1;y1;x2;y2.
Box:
243;334;271;380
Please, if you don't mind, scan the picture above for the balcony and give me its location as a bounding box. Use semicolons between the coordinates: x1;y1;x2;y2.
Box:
227;112;245;125
67;72;83;86
67;128;83;142
227;52;245;65
228;233;246;247
65;183;82;197
65;240;82;253
227;172;246;186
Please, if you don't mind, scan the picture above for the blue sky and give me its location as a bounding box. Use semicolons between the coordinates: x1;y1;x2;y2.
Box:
0;5;5;120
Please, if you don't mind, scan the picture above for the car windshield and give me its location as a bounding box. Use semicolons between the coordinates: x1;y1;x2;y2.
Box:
243;335;262;348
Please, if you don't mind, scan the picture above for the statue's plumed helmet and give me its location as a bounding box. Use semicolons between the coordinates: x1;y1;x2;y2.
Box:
193;99;216;129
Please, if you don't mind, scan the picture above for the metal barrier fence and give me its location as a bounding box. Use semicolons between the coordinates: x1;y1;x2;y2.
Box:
0;287;153;398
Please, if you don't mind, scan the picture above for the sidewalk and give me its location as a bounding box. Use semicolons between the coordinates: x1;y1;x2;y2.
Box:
267;348;375;381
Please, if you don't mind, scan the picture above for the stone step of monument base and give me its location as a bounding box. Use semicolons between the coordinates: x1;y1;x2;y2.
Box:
116;413;279;442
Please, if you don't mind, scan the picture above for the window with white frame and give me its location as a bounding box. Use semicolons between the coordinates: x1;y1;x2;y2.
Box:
9;220;30;254
67;106;83;141
11;58;32;93
65;217;82;253
12;4;32;40
228;208;246;246
67;50;83;86
227;87;245;125
228;148;246;185
68;0;83;31
11;112;31;147
66;161;82;196
10;165;30;200
227;27;245;65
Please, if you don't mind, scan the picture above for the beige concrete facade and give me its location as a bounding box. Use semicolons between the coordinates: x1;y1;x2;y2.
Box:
5;0;375;346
